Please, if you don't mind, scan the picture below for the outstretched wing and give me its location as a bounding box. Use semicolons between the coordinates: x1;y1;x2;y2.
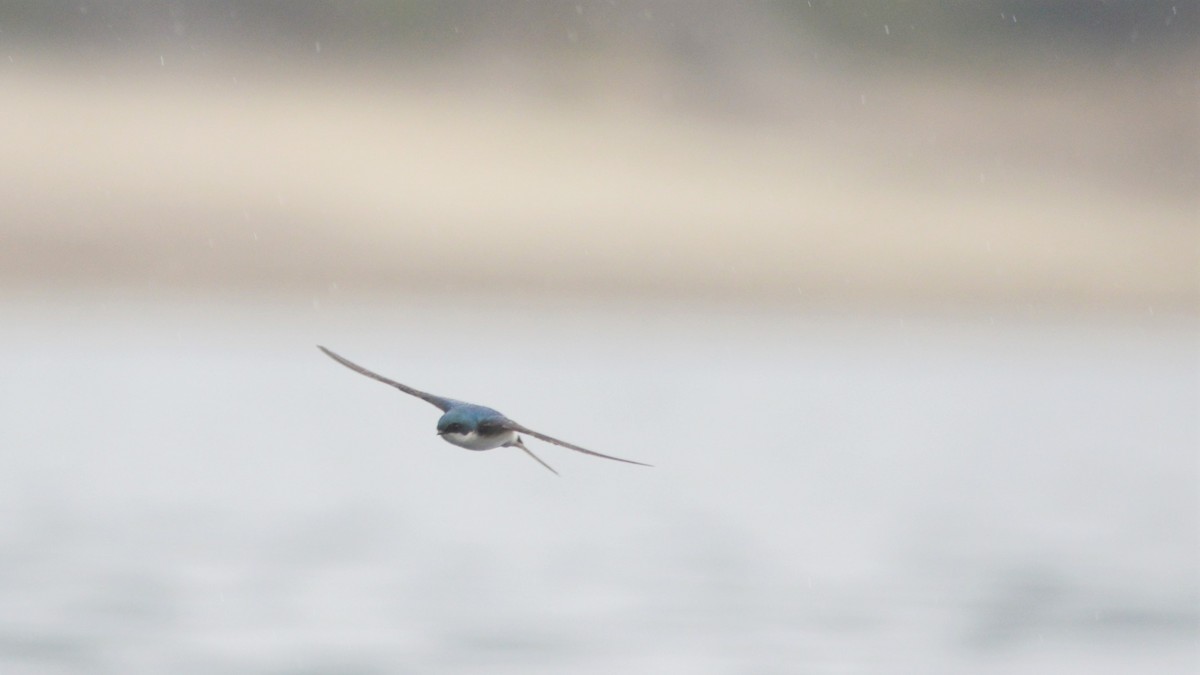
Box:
503;420;652;467
318;346;460;411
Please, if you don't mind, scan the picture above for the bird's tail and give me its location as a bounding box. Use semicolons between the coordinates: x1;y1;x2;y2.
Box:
514;437;559;476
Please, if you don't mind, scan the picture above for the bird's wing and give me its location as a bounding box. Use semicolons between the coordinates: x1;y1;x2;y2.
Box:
318;346;459;411
502;420;652;467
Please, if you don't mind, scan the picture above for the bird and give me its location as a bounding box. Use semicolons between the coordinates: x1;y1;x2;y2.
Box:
318;346;651;475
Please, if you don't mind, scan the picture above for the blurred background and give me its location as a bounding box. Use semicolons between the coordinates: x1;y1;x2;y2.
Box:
1;2;1196;673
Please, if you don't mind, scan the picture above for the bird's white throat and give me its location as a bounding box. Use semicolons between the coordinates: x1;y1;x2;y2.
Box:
440;429;517;451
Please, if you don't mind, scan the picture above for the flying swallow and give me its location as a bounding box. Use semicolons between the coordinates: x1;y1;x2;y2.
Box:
318;346;651;475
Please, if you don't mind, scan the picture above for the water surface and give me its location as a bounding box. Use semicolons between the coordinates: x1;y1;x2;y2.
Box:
1;293;1195;674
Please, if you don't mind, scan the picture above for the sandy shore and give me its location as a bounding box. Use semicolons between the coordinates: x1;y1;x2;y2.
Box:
2;58;1195;311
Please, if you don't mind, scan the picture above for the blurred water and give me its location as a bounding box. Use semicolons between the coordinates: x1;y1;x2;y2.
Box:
1;292;1195;674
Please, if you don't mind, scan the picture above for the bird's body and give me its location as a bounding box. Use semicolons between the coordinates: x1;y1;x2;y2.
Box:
434;403;517;450
318;346;651;475
440;428;517;451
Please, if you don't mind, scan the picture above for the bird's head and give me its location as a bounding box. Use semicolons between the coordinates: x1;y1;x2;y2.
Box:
436;409;477;437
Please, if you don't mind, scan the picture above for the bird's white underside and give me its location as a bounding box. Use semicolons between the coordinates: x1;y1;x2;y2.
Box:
440;429;518;451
